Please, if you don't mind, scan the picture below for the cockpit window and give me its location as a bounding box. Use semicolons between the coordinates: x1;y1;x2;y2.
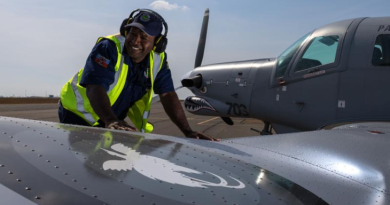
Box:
275;33;311;78
372;34;390;66
295;35;339;72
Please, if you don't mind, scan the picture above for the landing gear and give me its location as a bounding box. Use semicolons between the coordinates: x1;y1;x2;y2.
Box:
250;121;273;135
260;122;273;135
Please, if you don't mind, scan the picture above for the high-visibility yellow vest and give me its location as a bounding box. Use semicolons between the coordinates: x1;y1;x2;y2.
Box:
60;33;165;133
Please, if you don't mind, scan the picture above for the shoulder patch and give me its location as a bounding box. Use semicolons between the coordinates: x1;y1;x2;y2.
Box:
95;54;110;68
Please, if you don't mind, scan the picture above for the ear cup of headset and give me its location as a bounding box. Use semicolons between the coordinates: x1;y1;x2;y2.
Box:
154;35;168;53
120;18;133;37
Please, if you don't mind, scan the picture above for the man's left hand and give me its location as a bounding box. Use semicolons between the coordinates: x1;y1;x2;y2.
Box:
186;131;220;141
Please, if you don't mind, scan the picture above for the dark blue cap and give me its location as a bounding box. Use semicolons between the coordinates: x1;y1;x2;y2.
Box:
125;11;163;36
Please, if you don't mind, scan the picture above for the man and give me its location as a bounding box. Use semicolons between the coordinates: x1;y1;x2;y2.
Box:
59;9;219;141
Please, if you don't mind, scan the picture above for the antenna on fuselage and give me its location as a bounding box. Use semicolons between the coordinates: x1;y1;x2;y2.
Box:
194;8;209;68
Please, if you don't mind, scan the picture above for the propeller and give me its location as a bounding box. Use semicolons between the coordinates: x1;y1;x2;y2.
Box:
181;9;209;88
151;85;183;104
221;117;234;126
181;8;209;88
191;9;234;126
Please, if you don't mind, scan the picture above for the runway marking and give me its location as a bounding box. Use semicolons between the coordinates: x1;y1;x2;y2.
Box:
149;117;195;120
198;117;219;125
149;117;170;120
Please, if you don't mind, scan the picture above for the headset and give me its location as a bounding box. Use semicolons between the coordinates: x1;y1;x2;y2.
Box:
120;9;168;53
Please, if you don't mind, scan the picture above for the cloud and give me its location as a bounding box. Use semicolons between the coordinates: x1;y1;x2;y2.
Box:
150;0;189;11
182;6;189;11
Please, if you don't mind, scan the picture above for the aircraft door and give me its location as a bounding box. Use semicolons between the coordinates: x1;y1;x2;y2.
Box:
274;34;344;130
269;18;358;130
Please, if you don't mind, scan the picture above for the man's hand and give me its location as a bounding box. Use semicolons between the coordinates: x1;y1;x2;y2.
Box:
185;131;221;141
86;85;136;132
106;120;137;131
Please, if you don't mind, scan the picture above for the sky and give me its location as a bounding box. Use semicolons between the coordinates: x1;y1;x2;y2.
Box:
0;0;389;98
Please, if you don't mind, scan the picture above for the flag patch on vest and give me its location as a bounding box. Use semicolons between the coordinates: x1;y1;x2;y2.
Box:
144;70;149;78
95;54;110;68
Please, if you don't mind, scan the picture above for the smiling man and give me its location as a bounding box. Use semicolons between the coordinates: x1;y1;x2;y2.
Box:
59;9;218;141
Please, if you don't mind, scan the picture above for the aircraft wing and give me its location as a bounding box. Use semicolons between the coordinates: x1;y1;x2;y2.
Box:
0;116;389;205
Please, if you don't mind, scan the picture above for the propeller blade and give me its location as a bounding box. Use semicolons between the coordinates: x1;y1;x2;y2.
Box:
175;85;184;91
194;8;209;68
221;117;234;126
151;85;184;104
151;95;160;104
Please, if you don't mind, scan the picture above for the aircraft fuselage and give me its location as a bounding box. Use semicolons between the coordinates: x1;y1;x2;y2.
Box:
184;17;390;133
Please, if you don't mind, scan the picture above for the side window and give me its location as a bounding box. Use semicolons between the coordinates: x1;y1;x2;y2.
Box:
295;36;339;72
372;34;390;66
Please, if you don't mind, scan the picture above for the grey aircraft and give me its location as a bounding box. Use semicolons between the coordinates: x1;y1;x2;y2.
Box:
1;9;390;205
182;9;390;135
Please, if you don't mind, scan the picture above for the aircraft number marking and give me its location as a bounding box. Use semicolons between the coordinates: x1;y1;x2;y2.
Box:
226;103;249;117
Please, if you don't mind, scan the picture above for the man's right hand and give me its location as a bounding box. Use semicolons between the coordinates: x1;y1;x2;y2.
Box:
106;120;137;131
86;85;136;132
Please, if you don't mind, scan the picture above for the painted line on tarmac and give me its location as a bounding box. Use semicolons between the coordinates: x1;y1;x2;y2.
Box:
198;117;219;125
149;117;170;120
149;117;195;120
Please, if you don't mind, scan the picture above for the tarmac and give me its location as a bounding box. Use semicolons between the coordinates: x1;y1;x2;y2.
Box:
0;102;265;139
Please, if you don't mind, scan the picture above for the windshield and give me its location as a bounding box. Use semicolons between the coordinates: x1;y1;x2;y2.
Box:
275;32;312;78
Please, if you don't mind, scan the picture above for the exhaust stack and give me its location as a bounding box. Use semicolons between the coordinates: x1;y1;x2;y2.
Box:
181;75;202;88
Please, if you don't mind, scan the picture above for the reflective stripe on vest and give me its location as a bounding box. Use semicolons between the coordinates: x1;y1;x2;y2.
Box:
107;37;125;93
70;72;95;124
142;53;161;132
128;51;165;133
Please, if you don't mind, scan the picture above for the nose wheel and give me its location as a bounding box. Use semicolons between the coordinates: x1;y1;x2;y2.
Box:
251;121;273;135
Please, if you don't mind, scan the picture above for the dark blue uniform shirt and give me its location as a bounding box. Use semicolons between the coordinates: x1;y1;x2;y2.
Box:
78;39;174;122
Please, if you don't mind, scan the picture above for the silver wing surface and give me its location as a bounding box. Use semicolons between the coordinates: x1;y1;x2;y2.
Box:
0;116;389;205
